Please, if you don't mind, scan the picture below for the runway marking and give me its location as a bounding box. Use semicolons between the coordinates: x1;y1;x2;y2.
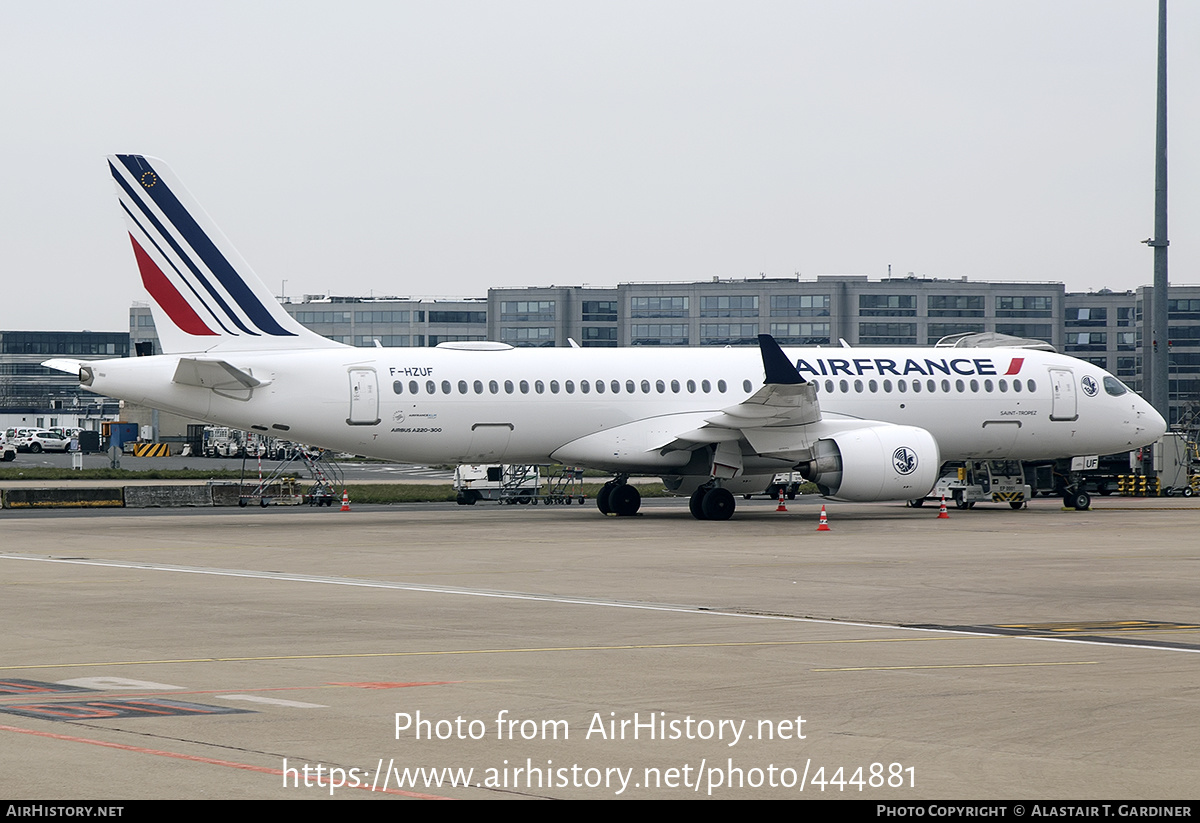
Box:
0;723;449;799
6;553;1200;657
814;661;1099;672
0;636;973;672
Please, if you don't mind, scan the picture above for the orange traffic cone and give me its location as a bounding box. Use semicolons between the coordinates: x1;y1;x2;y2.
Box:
340;489;351;512
937;495;949;519
776;489;788;512
816;504;831;531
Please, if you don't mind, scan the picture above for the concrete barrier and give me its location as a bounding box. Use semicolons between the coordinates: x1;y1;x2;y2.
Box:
3;488;125;508
124;485;213;508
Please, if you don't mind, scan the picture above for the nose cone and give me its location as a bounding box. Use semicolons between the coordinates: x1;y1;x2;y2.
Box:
1143;402;1168;443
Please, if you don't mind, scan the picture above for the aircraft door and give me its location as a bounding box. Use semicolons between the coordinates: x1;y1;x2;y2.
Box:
1048;368;1078;421
347;368;380;425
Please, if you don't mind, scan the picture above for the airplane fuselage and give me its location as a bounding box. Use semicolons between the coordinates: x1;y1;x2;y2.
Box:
82;343;1162;481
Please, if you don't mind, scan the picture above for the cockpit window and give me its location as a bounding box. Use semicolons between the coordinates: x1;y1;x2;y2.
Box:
1103;376;1128;396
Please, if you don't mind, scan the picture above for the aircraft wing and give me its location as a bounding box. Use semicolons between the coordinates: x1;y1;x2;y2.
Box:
657;335;821;455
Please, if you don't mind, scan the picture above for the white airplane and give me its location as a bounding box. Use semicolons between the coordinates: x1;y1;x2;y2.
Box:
46;155;1166;520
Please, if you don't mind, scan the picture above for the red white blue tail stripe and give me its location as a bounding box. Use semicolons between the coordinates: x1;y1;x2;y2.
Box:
109;154;342;354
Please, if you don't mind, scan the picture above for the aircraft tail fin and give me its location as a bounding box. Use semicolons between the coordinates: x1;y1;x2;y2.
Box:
108;154;345;355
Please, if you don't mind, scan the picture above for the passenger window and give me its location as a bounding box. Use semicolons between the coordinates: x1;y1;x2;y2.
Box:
1012;379;1021;393
565;380;575;394
839;380;849;393
626;380;636;393
473;380;484;394
718;380;727;392
998;379;1008;392
825;379;834;393
970;379;979;393
520;380;529;394
1027;379;1038;393
686;379;696;393
882;379;891;392
984;379;994;392
535;380;545;394
409;380;419;394
611;380;620;393
897;380;906;393
869;379;878;392
671;379;680;393
426;380;436;394
594;380;604;394
743;379;752;392
504;380;514;394
550;380;560;394
640;380;650;393
580;380;590;394
912;380;921;393
701;380;711;393
941;379;950;393
489;380;499;394
393;381;404;395
926;380;936;393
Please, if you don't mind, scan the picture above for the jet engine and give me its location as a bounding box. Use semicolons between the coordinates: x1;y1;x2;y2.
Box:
799;424;939;501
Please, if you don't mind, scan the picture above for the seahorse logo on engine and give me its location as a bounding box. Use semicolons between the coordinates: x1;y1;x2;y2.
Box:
892;447;918;475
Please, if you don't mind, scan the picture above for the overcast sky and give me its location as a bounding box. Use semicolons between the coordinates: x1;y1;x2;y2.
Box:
2;1;1197;332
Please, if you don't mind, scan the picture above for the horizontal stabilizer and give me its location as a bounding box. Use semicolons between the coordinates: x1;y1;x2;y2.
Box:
172;357;270;391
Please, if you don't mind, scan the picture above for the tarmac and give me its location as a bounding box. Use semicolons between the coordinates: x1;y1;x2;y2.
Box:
1;495;1198;800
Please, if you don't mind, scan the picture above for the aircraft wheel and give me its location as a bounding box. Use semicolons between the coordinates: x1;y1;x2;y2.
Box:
701;487;735;521
907;498;924;508
689;487;708;520
1071;490;1091;511
610;484;641;516
597;483;615;514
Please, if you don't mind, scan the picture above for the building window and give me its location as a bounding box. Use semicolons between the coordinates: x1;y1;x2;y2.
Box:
770;295;830;317
700;324;758;345
630;297;689;318
928;295;984;317
700;295;758;317
500;301;555;321
858;295;916;316
500;327;555;347
996;296;1053;318
631;324;688;345
859;323;916;345
582;301;618;322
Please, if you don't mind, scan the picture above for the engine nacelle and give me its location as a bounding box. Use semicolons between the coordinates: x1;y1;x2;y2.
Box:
799;425;939;502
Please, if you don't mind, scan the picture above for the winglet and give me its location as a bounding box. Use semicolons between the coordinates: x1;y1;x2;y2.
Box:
758;334;804;385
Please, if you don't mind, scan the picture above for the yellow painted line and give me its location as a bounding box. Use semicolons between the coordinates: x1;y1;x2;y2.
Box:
814;661;1099;672
0;635;984;671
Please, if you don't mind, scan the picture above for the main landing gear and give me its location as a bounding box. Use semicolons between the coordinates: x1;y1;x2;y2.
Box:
597;477;641;516
689;484;735;521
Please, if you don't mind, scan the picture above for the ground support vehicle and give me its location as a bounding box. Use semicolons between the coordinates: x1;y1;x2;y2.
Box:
920;460;1032;510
